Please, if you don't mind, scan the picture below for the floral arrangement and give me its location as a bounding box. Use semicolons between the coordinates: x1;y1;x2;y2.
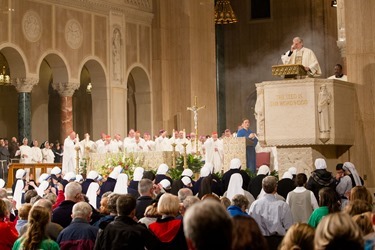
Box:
170;153;204;180
97;152;144;180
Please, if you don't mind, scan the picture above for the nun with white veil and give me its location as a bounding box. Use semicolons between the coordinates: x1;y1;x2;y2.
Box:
343;162;363;187
86;182;100;209
113;173;139;197
155;163;172;185
224;173;255;207
13;169;26;209
36;180;50;197
129;167;144;190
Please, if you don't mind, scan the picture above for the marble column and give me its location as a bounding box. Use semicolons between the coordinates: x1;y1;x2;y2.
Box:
13;78;38;141
52;82;80;142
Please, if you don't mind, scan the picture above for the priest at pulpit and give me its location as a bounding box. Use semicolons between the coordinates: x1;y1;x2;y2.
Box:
281;37;321;77
237;119;258;173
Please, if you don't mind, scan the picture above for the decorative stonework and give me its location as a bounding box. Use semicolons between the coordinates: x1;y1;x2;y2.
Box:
65;19;83;49
112;28;122;81
22;10;42;42
52;82;80;97
13;78;39;93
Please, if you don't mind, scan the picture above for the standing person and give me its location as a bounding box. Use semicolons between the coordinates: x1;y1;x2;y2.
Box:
41;141;55;163
237;118;258;173
328;63;347;81
94;194;161;250
62;131;79;174
19;138;32;163
13;206;59;250
31;140;43;163
8;137;19;160
0;199;18;249
57;202;99;250
306;158;336;202
281;36;321;77
53;141;63;163
203;132;223;173
249;176;294;236
286;173;318;223
0;139;10;182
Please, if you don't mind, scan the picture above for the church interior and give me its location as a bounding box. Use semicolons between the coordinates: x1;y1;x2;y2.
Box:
0;0;374;191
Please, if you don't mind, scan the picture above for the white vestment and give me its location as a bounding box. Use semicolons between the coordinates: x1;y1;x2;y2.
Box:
19;145;32;163
281;47;321;76
31;147;43;163
328;74;348;81
62;136;77;174
123;137;136;152
155;136;172;151
143;140;156;152
187;139;202;155
203;138;223;173
42;148;55;163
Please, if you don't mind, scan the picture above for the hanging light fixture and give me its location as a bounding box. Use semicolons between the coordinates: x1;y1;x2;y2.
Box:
86;82;92;94
214;0;238;24
0;66;11;86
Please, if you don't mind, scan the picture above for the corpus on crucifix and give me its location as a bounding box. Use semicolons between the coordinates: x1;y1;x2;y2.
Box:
187;96;205;154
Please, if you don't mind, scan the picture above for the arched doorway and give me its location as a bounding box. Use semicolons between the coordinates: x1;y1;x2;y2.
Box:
0;46;27;140
126;66;152;134
78;59;107;139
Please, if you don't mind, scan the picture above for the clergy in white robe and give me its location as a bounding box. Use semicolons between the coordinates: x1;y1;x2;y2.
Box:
155;130;172;151
281;37;321;77
19;138;32;163
30;140;43;163
134;132;146;152
41;141;55;163
203;132;223;173
112;134;123;152
143;132;155;152
62;131;79;174
186;132;202;155
123;129;136;152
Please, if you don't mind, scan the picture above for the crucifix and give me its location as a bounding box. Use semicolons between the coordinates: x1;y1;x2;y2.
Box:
187;96;205;154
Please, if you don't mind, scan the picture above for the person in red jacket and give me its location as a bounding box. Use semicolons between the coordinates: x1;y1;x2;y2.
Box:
0;199;18;249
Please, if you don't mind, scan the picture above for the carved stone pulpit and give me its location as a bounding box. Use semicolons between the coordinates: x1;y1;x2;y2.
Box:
255;78;355;175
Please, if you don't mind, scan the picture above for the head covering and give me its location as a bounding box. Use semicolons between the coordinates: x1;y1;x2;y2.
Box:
37;181;50;196
156;164;169;175
315;158;327;170
257;165;270;176
86;182;100;209
288;167;297;176
282;172;293;180
159;179;171;190
97;175;103;181
0;179;5;188
75;174;84;182
113;173;129;194
181;176;192;186
109;166;123;179
63;172;76;181
87;170;99;180
181;169;193;178
203;162;214;174
133;167;144;181
226;173;244;201
16;169;26;179
51;166;62;175
200;166;210;178
229;158;241;170
38;173;50;183
14;179;24;210
343;162;362;186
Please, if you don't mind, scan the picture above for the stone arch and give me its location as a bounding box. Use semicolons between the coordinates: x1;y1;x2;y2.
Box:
126;65;152;134
0;45;27;139
78;57;108;139
38;52;70;143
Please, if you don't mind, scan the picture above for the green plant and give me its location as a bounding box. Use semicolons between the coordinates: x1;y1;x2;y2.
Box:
174;154;204;180
97;152;144;179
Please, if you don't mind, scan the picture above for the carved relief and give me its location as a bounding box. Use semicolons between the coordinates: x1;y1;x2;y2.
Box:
112;28;122;81
65;19;83;49
22;11;42;42
318;84;331;143
52;82;80;97
254;86;265;137
13;78;39;93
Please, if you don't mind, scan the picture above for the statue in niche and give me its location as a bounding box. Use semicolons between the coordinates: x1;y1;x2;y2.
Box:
254;87;265;137
112;28;121;81
318;84;331;134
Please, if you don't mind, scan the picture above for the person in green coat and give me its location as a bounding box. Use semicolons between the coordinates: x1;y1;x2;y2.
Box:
308;187;340;228
12;206;59;250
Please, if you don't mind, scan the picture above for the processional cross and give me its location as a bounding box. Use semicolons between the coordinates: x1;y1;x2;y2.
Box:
187;96;205;154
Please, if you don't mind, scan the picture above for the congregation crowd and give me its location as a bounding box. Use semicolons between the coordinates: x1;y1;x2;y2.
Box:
0;126;374;250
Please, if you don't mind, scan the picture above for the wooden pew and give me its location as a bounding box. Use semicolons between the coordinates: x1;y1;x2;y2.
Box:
7;163;62;188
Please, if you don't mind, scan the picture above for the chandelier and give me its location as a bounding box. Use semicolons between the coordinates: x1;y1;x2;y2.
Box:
214;0;238;24
0;66;11;86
